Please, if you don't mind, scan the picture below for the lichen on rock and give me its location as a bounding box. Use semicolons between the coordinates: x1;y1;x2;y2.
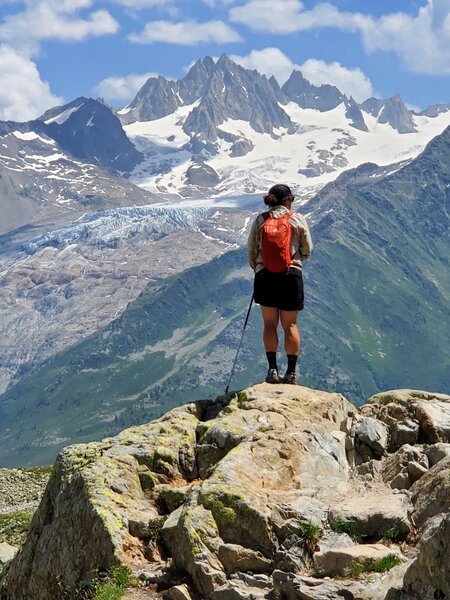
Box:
1;384;450;599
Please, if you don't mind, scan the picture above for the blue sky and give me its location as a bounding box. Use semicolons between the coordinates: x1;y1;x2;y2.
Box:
1;0;450;121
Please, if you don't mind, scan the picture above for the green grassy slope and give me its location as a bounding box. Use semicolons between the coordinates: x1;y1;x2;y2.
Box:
1;128;450;466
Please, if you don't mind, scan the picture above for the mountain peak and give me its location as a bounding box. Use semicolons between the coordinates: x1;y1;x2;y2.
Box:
282;69;351;116
39;96;142;172
216;52;235;67
360;94;416;133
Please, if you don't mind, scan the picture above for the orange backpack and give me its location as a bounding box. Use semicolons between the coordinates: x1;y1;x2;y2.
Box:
261;211;293;273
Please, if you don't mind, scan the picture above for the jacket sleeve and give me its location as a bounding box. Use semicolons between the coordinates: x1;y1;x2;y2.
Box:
294;213;313;260
247;216;261;270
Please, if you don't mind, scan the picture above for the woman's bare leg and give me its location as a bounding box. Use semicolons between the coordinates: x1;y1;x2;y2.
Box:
261;306;280;352
280;310;300;355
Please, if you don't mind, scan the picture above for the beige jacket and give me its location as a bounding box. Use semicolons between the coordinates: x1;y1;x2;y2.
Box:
247;205;313;273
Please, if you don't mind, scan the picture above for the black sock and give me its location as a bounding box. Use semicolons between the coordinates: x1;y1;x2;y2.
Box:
266;352;277;370
287;354;298;373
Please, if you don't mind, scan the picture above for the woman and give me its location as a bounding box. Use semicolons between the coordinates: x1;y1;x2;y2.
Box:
247;184;313;384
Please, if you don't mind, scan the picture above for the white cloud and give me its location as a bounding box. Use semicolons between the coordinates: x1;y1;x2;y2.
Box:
230;48;297;85
0;45;63;121
0;1;119;56
229;0;339;34
229;0;450;75
230;48;373;102
229;0;366;34
111;0;173;7
299;59;373;102
356;0;450;75
203;0;238;6
94;72;158;102
128;19;242;45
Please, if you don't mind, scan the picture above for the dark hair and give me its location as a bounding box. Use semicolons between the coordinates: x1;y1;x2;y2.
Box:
263;184;294;207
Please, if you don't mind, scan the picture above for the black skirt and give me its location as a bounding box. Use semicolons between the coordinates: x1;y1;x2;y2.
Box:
254;268;304;311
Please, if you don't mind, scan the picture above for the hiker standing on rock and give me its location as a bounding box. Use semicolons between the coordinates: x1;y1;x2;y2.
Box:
248;184;313;384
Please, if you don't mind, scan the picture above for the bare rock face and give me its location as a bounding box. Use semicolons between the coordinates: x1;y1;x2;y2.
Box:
367;389;450;444
185;162;220;187
1;385;450;599
397;513;450;600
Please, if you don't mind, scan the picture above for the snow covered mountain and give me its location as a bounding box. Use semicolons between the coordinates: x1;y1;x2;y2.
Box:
38;97;142;172
117;56;450;199
3;55;450;216
0;102;156;235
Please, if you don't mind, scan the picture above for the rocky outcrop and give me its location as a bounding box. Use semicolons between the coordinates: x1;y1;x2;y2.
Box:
183;55;292;146
282;71;368;132
39;97;143;173
1;385;450;599
282;70;344;112
119;76;181;125
360;95;416;133
185;162;220;187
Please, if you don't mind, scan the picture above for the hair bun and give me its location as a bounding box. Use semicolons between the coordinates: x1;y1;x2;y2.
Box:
263;194;279;207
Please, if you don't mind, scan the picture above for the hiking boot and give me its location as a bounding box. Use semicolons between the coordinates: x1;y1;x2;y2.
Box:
283;371;298;385
265;368;280;384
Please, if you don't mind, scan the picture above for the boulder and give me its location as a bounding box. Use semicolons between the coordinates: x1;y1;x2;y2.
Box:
313;543;401;577
0;403;200;600
410;455;450;526
361;399;419;452
273;570;367;599
0;544;18;566
217;544;272;576
368;389;450;444
211;573;271;597
425;442;450;467
350;417;389;462
382;444;428;490
163;584;193;600
329;491;411;538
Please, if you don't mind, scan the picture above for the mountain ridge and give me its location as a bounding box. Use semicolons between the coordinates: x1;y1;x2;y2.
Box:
3;55;450;205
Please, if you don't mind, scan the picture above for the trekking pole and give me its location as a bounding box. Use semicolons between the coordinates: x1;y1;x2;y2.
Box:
225;294;254;394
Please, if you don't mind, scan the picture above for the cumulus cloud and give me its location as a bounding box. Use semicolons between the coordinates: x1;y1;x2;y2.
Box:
229;0;367;34
300;59;373;102
203;0;238;6
94;72;158;102
230;48;297;85
230;48;373;102
356;0;450;75
111;0;174;7
0;0;118;121
0;1;119;56
0;45;63;121
229;0;450;75
230;0;296;33
129;19;242;45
